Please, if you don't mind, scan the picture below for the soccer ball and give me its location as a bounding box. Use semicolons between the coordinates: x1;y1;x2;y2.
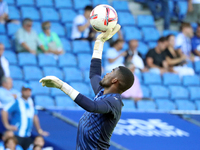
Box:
90;4;118;32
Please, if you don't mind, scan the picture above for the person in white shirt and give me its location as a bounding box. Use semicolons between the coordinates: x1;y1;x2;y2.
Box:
71;6;95;40
125;39;148;73
105;39;126;73
15;18;46;54
0;43;10;83
0;77;20;106
175;22;193;60
185;0;200;23
0;0;8;24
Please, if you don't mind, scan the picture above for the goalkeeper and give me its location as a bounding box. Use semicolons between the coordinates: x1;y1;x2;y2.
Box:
39;24;134;150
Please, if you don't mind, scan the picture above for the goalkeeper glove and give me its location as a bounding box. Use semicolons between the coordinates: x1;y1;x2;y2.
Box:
92;24;121;59
39;76;79;100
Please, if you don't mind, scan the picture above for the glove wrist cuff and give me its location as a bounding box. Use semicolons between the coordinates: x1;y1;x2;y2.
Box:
92;40;104;59
61;83;79;100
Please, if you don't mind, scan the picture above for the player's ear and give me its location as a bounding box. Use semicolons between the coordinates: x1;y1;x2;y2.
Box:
111;78;118;84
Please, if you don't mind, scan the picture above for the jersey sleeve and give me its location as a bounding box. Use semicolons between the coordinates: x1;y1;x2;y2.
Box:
106;49;116;59
3;100;18;114
175;35;183;49
74;15;85;26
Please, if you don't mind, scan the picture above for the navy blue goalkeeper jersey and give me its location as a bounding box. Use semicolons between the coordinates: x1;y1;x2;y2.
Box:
74;59;124;150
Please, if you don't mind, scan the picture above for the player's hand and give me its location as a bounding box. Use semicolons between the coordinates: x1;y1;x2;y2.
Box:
97;24;121;42
38;129;49;136
39;76;63;89
5;125;18;131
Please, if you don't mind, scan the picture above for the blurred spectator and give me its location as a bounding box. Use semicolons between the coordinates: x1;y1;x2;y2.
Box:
38;21;64;55
0;43;10;85
125;39;148;73
27;136;45;150
122;63;143;101
4;137;18;150
15;18;45;54
0;0;8;24
71;6;95;40
32;145;42;150
105;39;126;73
185;0;200;23
1;84;49;150
0;131;23;150
166;34;194;76
0;77;20;106
191;24;200;61
146;37;168;74
175;23;194;59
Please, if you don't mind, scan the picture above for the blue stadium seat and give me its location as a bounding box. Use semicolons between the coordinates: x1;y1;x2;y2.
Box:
186;60;193;69
58;53;77;67
70;82;90;96
194;61;200;74
65;23;73;39
177;1;188;20
8;6;20;20
12;80;25;91
32;22;42;34
123;26;142;41
142;27;160;42
63;67;83;82
182;75;200;86
74;0;91;10
112;1;129;11
18;53;37;66
195;100;200;110
4;51;17;65
137;100;156;111
149;85;169;99
92;0;109;7
59;9;77;23
191;22;197;32
163;30;179;36
30;81;50;96
34;96;55;107
163;73;181;85
135;72;142;83
77;53;92;70
137;15;155;27
168;86;189;100
143;73;162;85
23;66;43;81
137;42;149;58
188;86;200;100
21;7;40;20
43;67;63;80
51;88;66;97
55;96;76;108
5;0;15;5
140;85;150;98
156;99;176;111
122;100;136;111
38;54;57;66
10;65;23;80
16;0;34;6
0;24;6;34
72;40;91;53
7;23;21;36
60;38;71;52
84;70;90;83
148;42;157;49
55;0;73;8
0;35;11;49
40;8;59;21
118;12;135;26
51;23;65;37
36;0;53;7
175;100;196;110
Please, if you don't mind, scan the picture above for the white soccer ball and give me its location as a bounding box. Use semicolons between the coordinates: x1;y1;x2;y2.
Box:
90;4;118;32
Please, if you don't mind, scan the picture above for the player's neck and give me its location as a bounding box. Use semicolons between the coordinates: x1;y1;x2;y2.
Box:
103;87;120;95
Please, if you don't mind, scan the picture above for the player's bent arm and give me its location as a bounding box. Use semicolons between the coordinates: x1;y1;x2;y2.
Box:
1;110;9;128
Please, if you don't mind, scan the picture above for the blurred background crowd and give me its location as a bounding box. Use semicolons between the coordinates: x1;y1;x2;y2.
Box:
0;0;200;149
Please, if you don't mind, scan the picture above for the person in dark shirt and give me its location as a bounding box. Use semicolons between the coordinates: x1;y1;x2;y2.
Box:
39;25;135;150
146;37;168;74
165;34;194;76
191;24;200;60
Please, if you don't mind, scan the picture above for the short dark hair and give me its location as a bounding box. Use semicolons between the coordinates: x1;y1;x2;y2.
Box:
180;22;191;31
117;66;134;92
84;5;93;11
158;37;167;43
166;34;174;40
22;18;32;25
111;39;124;47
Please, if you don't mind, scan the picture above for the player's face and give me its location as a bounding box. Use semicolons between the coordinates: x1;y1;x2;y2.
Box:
129;40;138;51
34;137;45;147
168;35;175;47
22;89;31;99
0;44;4;56
196;27;200;37
100;68;119;87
